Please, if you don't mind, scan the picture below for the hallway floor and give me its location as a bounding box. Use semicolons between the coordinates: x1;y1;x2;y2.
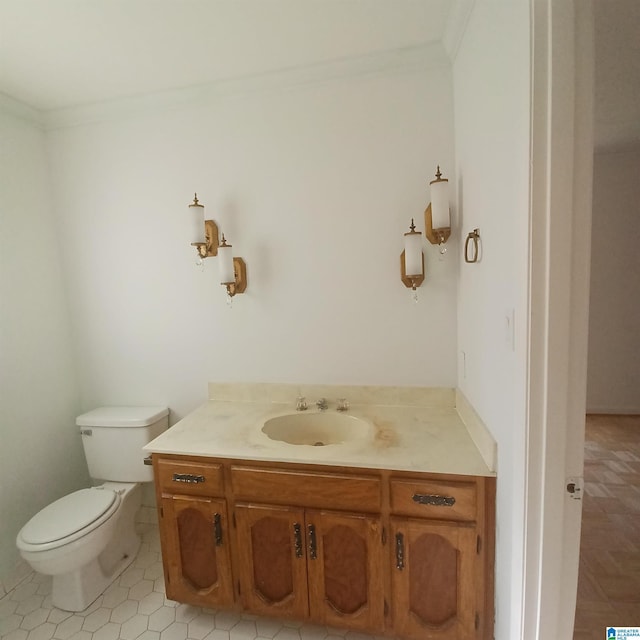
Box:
573;414;640;639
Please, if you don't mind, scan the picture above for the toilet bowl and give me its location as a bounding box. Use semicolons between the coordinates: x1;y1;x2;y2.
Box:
16;406;168;612
17;483;142;611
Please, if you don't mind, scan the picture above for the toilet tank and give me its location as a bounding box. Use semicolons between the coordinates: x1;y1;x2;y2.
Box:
77;407;169;482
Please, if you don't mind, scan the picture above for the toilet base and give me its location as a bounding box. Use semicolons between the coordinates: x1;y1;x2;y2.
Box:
50;483;142;612
52;543;138;611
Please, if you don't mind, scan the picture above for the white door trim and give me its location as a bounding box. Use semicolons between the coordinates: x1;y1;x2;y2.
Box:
523;1;594;638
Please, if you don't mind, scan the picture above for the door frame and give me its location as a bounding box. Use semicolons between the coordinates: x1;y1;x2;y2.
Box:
523;1;594;638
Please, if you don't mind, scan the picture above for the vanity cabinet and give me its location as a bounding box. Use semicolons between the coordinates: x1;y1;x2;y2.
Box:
235;505;384;631
234;504;308;619
152;455;494;640
155;458;234;608
231;465;384;631
389;477;494;640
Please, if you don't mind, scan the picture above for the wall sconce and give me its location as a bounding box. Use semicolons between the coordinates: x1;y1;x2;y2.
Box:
424;166;451;254
188;193;219;259
217;234;247;298
400;218;424;301
187;193;248;300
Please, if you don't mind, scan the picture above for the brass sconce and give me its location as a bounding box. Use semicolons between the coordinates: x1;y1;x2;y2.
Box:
218;234;247;297
187;193;248;299
188;194;219;259
400;218;424;301
424;166;451;253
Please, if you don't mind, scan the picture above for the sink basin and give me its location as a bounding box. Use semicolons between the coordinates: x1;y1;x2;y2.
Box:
262;412;371;446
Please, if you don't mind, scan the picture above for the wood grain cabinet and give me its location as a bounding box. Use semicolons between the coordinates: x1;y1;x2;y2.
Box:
155;459;234;607
231;465;384;631
152;455;494;640
389;477;494;640
235;505;384;631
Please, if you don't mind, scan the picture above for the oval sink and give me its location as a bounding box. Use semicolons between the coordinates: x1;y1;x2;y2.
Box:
262;412;371;446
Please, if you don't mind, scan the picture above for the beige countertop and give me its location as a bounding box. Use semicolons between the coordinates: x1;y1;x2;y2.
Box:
144;384;495;477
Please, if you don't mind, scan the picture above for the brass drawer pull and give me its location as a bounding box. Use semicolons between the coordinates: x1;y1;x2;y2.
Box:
395;532;405;570
172;473;205;484
308;524;317;560
293;523;303;558
213;513;222;546
412;493;456;507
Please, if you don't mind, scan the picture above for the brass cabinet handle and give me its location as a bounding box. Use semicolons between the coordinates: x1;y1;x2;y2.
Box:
213;513;223;546
308;524;317;560
395;532;405;570
172;473;205;484
293;523;303;558
412;493;456;507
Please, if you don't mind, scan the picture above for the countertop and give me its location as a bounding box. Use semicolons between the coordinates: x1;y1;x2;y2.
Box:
143;396;495;477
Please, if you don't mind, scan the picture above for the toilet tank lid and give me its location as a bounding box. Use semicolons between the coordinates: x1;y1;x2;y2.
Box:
76;406;169;427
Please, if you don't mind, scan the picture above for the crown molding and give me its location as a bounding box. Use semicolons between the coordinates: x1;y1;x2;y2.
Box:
443;0;476;63
42;42;450;130
0;92;43;128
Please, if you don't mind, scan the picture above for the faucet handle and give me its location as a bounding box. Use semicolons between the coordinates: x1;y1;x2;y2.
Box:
296;396;308;411
337;398;349;412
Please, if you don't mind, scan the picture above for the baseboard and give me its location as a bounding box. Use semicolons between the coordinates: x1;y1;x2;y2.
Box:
586;406;640;416
0;558;33;599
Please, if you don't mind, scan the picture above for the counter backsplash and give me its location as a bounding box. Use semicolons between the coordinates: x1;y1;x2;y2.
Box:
208;382;455;408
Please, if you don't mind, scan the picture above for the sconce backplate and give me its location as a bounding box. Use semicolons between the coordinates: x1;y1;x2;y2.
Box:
400;250;425;289
424;203;451;246
204;220;220;257
231;257;247;294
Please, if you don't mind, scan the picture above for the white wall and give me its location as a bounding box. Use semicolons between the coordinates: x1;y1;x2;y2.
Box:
0;106;88;593
452;1;531;638
45;65;457;419
587;149;640;414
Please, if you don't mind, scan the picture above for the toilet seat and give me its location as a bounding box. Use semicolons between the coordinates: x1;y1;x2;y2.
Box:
17;488;121;552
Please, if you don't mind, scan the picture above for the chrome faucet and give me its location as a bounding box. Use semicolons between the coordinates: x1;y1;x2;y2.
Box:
296;396;308;411
316;398;328;411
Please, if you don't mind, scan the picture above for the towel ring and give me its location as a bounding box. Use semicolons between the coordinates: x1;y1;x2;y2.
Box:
464;229;480;264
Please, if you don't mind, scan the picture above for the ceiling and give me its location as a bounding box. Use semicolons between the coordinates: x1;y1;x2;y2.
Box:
0;0;451;111
0;1;638;150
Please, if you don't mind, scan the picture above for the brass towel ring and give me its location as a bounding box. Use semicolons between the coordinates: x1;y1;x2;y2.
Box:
464;229;480;263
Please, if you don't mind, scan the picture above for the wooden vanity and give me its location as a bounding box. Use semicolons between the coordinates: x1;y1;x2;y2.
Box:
151;453;495;640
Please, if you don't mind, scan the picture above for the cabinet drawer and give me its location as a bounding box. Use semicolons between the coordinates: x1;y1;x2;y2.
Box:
156;458;224;496
231;466;381;512
390;478;477;522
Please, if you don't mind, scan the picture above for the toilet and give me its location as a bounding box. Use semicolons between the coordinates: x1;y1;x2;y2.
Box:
16;406;168;612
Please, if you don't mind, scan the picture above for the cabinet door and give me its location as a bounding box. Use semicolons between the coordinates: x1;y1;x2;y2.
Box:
391;518;477;640
235;504;309;620
306;510;385;633
160;495;234;608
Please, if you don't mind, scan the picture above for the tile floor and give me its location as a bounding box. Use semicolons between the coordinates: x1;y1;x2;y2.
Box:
0;523;380;640
573;414;640;640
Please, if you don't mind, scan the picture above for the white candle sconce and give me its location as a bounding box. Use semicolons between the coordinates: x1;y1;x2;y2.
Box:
187;193;248;299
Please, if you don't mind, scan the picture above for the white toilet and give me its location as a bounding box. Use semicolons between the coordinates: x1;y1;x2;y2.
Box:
16;406;168;612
